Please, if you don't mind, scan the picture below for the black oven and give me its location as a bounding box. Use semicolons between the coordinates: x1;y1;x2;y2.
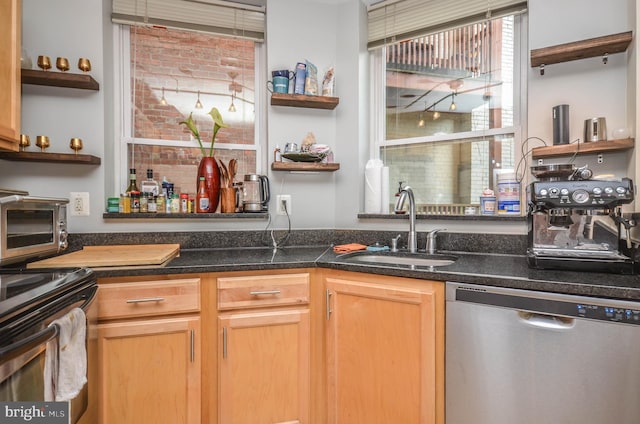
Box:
0;267;97;423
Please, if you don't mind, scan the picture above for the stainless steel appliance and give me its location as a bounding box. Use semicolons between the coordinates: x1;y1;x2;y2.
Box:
0;267;97;423
584;116;607;142
446;282;640;424
527;177;637;273
242;174;270;212
0;189;69;266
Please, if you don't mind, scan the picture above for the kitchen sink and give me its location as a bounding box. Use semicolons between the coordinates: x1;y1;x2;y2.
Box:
336;251;458;267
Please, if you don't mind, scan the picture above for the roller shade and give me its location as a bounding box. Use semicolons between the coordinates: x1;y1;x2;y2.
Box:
112;0;265;41
368;0;527;49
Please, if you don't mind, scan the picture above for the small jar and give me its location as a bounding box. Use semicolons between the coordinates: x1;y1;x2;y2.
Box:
148;195;157;213
140;192;148;212
180;193;189;213
170;193;180;213
122;193;131;213
156;194;165;213
130;191;140;213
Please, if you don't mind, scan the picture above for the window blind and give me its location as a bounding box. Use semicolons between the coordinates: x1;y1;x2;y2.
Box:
112;0;265;41
367;0;527;49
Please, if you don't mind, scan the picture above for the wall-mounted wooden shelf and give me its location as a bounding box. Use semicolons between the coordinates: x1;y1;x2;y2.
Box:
531;138;634;159
0;150;101;164
531;31;633;68
271;161;340;172
270;93;339;110
21;69;100;90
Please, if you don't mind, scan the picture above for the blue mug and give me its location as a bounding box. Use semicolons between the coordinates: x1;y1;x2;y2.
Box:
272;69;294;79
267;76;289;93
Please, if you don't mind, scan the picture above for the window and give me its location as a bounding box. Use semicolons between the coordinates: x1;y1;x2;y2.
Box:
114;24;262;198
371;13;527;215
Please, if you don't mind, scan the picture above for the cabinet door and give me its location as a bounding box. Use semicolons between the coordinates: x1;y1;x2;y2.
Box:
325;277;442;424
0;0;20;151
98;316;201;424
219;309;310;424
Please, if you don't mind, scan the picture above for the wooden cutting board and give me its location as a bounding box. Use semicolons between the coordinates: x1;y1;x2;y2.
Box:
26;244;180;270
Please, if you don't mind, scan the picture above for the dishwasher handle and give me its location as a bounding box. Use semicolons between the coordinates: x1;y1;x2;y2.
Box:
517;311;575;330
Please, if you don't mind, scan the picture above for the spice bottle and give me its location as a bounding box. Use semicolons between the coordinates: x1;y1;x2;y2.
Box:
274;146;282;162
196;177;210;213
140;192;148;212
130;191;140;213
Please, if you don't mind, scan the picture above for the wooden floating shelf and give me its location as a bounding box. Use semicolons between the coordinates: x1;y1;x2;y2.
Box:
0;150;101;165
531;31;633;68
21;69;100;90
270;93;339;110
531;138;634;159
271;161;340;172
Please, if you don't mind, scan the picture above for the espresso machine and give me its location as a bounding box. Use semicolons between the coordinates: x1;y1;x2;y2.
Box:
527;177;638;274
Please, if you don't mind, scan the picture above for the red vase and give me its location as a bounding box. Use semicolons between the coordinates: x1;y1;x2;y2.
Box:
197;157;221;212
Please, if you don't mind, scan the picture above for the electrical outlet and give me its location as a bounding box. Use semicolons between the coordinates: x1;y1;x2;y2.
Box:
277;194;292;216
70;192;90;216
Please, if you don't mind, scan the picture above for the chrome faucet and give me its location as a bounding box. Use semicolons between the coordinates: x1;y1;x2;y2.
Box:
394;186;417;253
425;229;445;254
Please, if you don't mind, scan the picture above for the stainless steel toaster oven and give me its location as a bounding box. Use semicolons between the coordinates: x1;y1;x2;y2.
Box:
0;189;69;266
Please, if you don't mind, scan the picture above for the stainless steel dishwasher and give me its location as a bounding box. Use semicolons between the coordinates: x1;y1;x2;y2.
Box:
446;282;640;424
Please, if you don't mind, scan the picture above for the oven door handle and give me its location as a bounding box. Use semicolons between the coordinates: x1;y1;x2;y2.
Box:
0;324;59;363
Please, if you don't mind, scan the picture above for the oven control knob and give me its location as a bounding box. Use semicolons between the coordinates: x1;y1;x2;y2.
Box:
572;189;590;203
59;228;68;250
592;187;602;195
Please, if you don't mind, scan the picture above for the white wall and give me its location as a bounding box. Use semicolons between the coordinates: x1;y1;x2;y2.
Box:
2;0;635;237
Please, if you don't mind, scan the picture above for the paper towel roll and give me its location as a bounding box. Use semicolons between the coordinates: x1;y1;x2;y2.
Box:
364;159;383;213
381;166;389;214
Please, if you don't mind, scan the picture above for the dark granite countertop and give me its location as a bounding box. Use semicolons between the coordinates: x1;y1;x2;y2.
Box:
94;245;640;301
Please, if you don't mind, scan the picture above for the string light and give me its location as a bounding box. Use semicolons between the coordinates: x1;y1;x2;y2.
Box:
449;93;457;111
160;87;167;105
195;90;203;109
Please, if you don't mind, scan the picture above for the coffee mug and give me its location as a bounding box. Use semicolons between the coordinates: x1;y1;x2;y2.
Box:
267;76;289;94
272;69;293;79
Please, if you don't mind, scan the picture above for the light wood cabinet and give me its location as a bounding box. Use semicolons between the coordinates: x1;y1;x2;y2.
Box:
0;0;21;151
324;271;444;424
97;277;201;424
216;273;311;424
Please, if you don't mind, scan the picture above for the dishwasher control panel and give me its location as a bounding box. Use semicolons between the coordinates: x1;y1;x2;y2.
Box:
453;285;640;326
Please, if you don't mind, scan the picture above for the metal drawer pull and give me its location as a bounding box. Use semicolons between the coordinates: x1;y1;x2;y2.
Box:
249;290;281;296
126;297;166;304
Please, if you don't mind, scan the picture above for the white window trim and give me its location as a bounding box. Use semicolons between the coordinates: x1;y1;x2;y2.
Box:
112;24;265;195
370;13;528;179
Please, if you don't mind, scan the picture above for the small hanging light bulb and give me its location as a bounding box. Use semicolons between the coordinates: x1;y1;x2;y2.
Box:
433;110;440;120
228;92;236;112
449;93;457;111
160;87;167;105
195;90;203;109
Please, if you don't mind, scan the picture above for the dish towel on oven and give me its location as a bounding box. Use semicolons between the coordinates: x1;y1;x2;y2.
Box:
43;307;87;402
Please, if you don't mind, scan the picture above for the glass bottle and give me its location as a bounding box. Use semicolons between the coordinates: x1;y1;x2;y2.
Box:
141;169;159;196
126;168;138;193
196;176;210;213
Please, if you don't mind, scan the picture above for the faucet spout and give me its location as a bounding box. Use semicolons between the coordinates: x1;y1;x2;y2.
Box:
395;186;417;253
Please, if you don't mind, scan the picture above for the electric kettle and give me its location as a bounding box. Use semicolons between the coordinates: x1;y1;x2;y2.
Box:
243;174;270;212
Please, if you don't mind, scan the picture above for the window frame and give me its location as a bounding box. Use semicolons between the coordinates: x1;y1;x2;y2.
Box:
111;23;267;195
369;13;529;196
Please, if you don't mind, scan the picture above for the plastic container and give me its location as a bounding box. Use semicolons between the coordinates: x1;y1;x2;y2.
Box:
496;171;520;215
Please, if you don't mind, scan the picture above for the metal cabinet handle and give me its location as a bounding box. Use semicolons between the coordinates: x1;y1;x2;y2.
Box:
326;289;332;320
190;329;195;363
222;327;228;359
249;290;281;296
126;297;166;304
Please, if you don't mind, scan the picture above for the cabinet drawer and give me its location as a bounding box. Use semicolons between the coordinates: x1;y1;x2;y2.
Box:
98;278;200;320
217;273;309;310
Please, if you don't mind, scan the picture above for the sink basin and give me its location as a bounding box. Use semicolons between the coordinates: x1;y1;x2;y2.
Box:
337;251;458;267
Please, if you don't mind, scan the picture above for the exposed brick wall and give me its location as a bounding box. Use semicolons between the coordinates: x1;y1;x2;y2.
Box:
126;26;256;195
